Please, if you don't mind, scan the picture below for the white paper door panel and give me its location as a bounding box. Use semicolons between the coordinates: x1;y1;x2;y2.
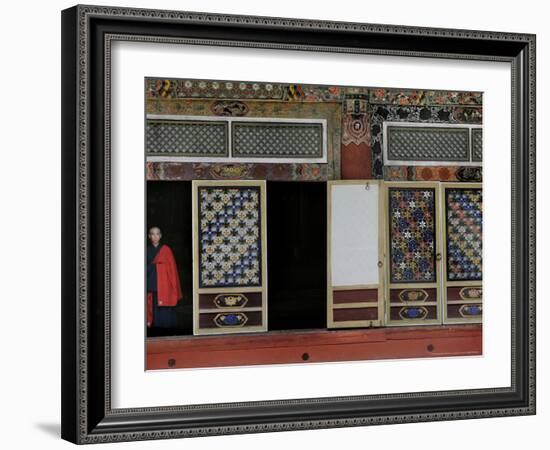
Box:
330;183;379;287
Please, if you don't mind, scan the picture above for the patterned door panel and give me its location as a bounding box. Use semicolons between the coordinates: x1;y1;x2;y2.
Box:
192;180;267;335
388;187;436;283
442;183;482;324
385;183;442;326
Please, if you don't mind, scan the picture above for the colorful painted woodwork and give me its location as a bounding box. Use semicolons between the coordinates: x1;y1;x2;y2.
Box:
145;77;482;182
146;77;484;334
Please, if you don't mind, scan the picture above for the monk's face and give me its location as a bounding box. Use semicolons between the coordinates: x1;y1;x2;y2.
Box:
148;228;161;246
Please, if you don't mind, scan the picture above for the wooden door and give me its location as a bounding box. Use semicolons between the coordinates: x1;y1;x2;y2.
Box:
441;183;483;324
192;180;268;335
384;182;442;326
327;180;384;328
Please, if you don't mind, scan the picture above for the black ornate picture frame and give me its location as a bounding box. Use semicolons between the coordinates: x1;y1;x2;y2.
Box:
61;4;536;444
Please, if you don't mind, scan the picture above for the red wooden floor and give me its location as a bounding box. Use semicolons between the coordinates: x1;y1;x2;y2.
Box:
146;324;482;370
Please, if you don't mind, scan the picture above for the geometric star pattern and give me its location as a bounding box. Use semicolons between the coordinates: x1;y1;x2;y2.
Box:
446;188;482;281
389;188;436;283
198;187;261;288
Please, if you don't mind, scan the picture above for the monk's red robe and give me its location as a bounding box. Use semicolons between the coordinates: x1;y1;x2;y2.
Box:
147;244;183;327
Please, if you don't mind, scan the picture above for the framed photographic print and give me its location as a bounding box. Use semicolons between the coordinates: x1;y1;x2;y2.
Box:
61;4;536;444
